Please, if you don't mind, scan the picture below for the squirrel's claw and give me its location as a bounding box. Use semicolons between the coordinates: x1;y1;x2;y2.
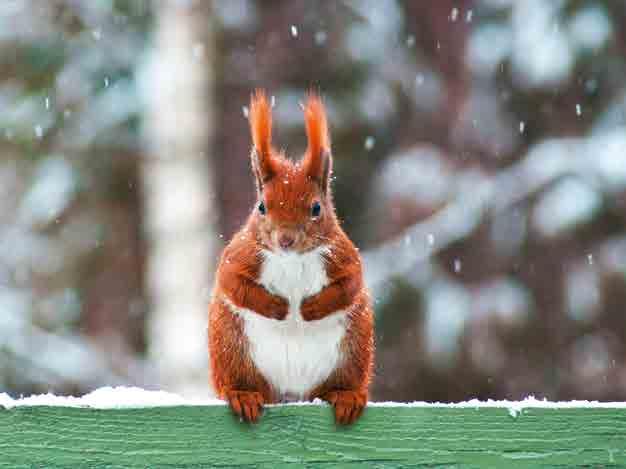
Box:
323;390;367;425
227;390;265;423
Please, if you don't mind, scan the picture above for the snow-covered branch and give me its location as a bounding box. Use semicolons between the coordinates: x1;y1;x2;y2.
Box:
363;130;626;292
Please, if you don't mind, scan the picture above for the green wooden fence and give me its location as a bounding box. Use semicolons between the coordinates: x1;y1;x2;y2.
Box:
1;400;626;468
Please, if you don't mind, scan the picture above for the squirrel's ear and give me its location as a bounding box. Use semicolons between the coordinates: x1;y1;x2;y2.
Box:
303;92;332;194
249;89;276;191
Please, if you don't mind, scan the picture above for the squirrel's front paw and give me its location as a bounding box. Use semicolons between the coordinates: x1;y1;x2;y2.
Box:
300;297;325;321
268;296;289;320
227;390;265;423
323;390;367;425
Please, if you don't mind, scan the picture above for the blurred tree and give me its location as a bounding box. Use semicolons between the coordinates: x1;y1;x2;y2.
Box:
141;0;218;397
1;0;625;405
0;1;153;393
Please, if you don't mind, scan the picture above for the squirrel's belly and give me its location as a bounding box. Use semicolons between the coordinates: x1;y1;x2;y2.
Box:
239;307;348;399
236;244;345;399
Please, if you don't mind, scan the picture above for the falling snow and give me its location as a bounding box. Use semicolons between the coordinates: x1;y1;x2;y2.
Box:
192;43;205;60
585;78;598;93
315;30;327;45
2;0;624;412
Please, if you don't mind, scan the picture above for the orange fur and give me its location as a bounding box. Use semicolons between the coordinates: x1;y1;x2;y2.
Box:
302;286;374;425
208;90;374;424
303;94;330;163
303;93;332;192
249;90;279;186
249;89;273;159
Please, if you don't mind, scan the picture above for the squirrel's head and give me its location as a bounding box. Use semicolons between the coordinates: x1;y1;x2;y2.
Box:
248;89;337;253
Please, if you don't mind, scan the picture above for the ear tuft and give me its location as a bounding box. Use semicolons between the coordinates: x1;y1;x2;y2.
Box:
303;92;332;192
303;92;330;162
249;89;275;188
249;89;272;159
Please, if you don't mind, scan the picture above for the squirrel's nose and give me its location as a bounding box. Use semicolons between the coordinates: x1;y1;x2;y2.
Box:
278;234;295;249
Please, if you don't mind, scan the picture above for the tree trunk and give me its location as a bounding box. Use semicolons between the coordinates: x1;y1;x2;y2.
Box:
141;0;217;397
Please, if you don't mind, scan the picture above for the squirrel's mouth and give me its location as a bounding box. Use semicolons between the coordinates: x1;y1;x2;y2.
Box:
269;241;312;255
258;228;322;254
270;229;302;253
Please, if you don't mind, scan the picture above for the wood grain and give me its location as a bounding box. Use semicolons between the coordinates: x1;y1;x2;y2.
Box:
1;404;625;468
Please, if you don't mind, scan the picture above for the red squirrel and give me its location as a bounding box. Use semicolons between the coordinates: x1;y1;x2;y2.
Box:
208;90;374;425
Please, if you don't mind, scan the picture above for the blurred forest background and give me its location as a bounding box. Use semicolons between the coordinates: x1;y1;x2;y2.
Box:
1;0;626;402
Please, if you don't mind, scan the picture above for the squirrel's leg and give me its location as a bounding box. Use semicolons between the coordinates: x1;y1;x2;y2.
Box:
209;299;274;422
308;293;374;424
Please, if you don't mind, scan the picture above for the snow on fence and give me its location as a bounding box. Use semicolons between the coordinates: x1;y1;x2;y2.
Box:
1;387;625;468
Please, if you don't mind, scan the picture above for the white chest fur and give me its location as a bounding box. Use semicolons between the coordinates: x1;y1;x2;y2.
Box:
231;245;347;399
258;246;331;309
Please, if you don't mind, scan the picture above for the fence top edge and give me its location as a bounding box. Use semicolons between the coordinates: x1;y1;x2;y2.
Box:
2;386;626;411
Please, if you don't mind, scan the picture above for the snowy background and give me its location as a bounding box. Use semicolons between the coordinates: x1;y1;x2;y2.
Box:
0;0;625;402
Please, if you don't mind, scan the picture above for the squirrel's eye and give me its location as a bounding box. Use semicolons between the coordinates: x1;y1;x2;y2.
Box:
258;201;266;215
311;201;321;218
